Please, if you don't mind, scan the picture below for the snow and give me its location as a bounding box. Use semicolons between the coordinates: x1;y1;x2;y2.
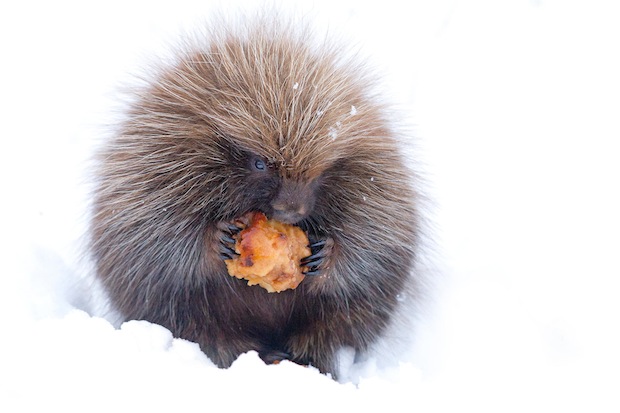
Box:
2;0;620;411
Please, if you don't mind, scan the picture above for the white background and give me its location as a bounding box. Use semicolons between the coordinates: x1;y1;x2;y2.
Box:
1;1;619;411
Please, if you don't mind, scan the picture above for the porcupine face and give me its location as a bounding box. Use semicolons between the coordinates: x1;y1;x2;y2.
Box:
146;25;390;232
96;18;407;263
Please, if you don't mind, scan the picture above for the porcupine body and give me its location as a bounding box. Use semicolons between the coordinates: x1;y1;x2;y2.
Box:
91;15;420;379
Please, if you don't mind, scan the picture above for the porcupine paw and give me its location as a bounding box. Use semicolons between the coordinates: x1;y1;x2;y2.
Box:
301;236;334;276
258;349;291;365
216;220;244;260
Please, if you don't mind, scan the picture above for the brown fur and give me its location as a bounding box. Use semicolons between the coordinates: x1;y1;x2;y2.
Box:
91;14;420;379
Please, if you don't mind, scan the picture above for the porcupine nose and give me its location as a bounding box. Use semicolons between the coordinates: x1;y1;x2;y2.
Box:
271;199;307;224
270;181;313;224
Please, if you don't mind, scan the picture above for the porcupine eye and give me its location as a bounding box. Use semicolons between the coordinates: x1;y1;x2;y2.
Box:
250;155;273;173
253;158;267;171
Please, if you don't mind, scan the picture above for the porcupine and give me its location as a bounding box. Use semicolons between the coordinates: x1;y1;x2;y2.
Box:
90;14;421;379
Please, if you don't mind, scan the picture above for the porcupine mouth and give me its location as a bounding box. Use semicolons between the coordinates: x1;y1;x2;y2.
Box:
255;205;307;227
270;210;306;226
246;208;315;235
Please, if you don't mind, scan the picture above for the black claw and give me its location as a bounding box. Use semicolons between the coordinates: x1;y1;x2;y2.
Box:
221;234;236;245
220;252;235;260
301;237;332;276
217;219;246;261
300;254;325;267
219;239;233;251
226;223;243;234
219;237;238;259
219;247;238;260
302;268;321;276
217;221;244;235
301;239;328;267
308;239;326;253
